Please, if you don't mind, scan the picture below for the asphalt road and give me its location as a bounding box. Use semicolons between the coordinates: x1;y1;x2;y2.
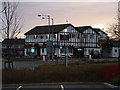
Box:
2;84;119;90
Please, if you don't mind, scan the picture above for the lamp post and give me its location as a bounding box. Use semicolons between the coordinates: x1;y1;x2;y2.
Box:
51;18;54;60
38;14;54;60
38;14;50;39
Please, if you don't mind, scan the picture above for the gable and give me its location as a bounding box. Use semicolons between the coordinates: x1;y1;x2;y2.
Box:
83;28;98;34
60;25;79;34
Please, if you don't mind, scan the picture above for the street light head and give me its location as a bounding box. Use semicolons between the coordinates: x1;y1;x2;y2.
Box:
38;14;41;17
42;17;45;19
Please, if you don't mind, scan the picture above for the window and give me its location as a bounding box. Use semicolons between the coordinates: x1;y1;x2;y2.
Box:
78;34;80;39
37;35;41;39
83;34;87;38
42;48;44;53
60;34;69;40
69;48;72;53
69;34;71;39
34;35;36;39
88;49;94;54
41;35;44;39
46;35;48;39
26;35;35;39
54;35;56;39
90;34;94;39
60;47;65;53
115;49;117;52
72;34;75;38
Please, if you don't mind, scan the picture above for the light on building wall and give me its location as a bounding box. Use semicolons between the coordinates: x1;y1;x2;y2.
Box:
78;48;82;51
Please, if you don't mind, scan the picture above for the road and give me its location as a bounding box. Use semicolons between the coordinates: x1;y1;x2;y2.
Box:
2;83;119;90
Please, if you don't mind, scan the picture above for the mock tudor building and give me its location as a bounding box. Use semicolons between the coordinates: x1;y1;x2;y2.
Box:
24;24;105;58
24;24;79;57
75;26;101;57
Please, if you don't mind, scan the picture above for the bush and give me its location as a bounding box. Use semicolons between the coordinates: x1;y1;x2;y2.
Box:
112;75;120;86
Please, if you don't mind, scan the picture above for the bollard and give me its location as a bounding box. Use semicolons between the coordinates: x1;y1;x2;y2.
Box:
89;55;92;59
43;56;45;61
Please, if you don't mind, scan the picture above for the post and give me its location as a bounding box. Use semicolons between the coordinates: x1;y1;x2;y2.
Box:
51;18;54;61
66;47;68;67
31;47;35;70
32;55;34;70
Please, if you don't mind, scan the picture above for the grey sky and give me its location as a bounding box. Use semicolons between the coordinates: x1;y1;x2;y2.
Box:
0;1;119;40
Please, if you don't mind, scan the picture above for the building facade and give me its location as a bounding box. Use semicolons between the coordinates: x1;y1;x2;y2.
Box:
2;39;25;57
102;40;120;58
24;24;106;58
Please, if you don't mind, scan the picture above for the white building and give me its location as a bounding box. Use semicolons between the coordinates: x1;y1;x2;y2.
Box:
102;40;120;58
0;42;2;60
24;24;104;58
76;26;101;57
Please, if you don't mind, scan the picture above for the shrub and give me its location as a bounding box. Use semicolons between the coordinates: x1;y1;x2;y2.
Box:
112;75;120;86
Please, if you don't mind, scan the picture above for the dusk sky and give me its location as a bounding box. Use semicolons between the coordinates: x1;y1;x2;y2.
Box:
0;0;119;40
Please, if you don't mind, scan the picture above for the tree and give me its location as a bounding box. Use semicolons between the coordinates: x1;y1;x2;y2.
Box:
108;2;120;40
0;1;22;39
108;23;120;40
0;1;22;69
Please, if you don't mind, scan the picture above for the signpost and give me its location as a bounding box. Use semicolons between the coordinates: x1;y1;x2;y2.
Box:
47;40;53;60
30;47;35;70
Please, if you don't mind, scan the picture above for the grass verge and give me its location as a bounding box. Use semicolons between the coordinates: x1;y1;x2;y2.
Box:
3;62;120;84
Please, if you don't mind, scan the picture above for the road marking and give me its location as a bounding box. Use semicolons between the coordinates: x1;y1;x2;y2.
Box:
104;82;119;88
61;85;64;90
16;86;22;90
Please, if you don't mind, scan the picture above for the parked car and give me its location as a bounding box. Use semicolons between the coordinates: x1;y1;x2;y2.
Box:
90;51;100;59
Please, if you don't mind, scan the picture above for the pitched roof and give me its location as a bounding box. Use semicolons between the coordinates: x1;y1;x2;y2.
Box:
75;26;94;33
93;28;107;35
110;40;120;47
2;39;25;45
102;39;120;47
24;24;73;35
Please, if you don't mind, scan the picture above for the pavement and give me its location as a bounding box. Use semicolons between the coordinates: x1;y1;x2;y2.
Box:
2;58;119;69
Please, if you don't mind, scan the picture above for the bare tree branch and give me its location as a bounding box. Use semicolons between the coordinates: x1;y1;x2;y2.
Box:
0;1;22;39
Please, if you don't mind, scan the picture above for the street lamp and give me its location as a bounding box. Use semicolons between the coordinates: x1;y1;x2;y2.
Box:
38;14;54;60
38;14;50;39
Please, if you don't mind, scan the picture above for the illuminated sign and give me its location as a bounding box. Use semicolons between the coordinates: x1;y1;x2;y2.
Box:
31;48;35;53
60;46;62;49
78;48;82;51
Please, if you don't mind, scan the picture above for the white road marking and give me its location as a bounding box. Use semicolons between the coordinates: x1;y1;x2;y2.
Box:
61;85;64;90
16;86;22;90
104;82;119;88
